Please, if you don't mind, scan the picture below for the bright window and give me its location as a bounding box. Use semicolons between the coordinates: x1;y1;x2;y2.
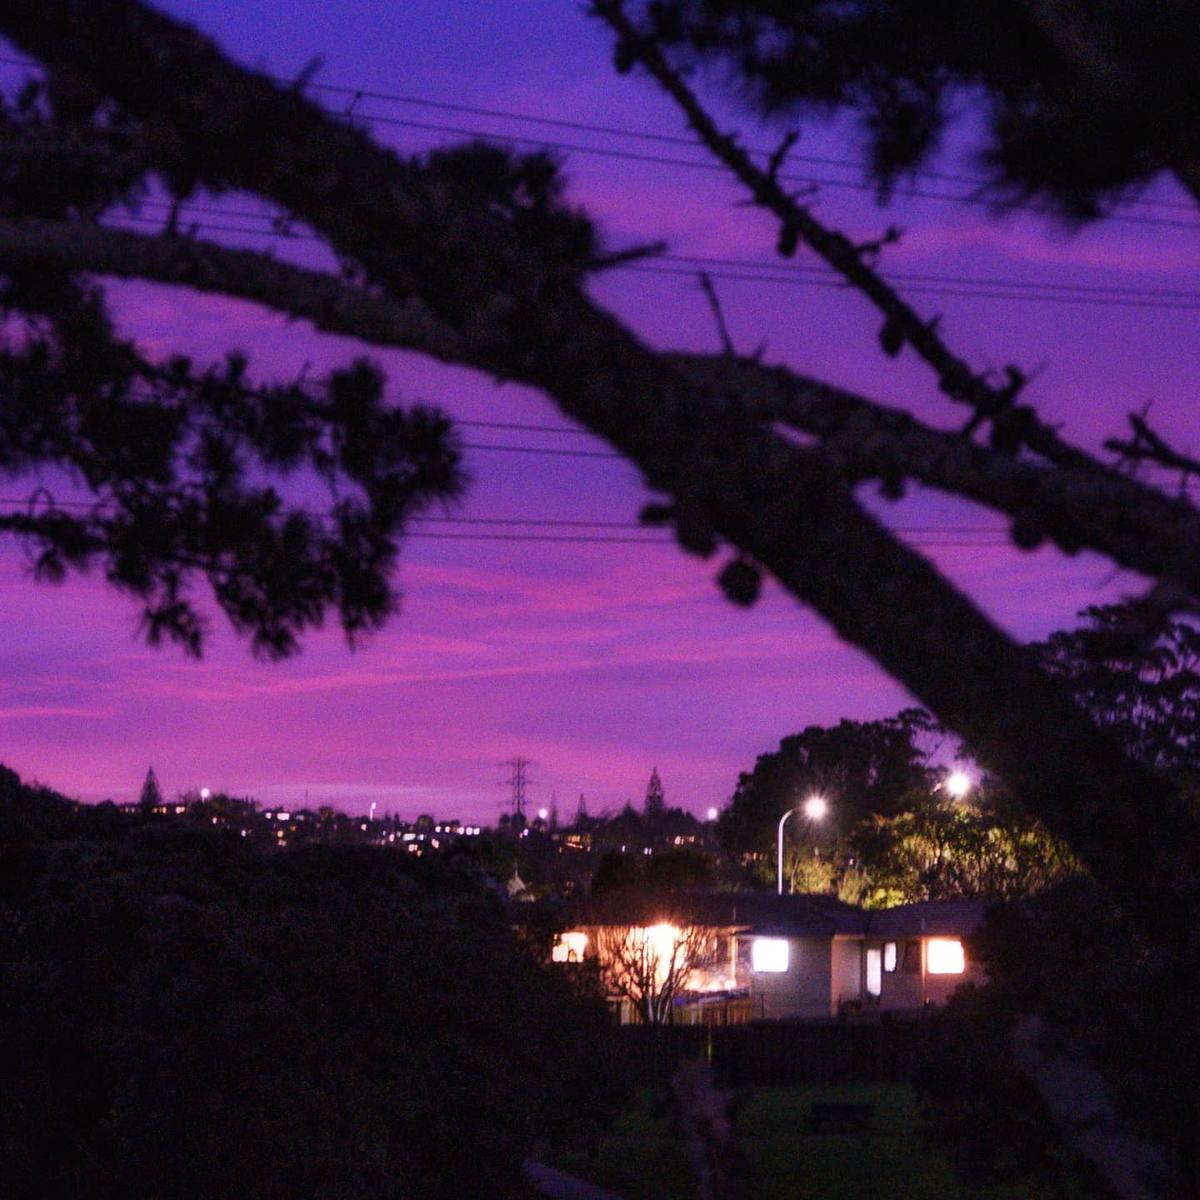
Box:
552;931;588;963
883;941;897;973
926;938;965;974
865;948;882;997
751;937;789;973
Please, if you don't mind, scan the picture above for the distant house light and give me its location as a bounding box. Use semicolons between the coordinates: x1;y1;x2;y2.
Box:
865;947;882;997
883;941;898;973
751;937;789;974
927;938;966;974
277;812;290;821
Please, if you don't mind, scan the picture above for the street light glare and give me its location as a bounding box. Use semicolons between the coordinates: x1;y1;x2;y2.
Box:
803;795;828;821
706;806;719;821
199;787;211;801
537;807;549;821
945;771;972;799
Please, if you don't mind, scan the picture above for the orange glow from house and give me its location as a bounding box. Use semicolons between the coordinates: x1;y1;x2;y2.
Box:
552;931;589;963
926;938;966;974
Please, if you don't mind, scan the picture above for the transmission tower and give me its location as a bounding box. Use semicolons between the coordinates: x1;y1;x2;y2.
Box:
501;756;533;820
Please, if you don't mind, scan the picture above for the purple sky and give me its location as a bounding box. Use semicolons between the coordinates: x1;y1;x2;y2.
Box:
4;2;1200;821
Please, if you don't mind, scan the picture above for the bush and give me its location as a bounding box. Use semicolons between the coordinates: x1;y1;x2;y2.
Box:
0;781;626;1199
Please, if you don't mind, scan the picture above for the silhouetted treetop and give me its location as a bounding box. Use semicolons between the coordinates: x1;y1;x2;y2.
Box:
617;0;1200;213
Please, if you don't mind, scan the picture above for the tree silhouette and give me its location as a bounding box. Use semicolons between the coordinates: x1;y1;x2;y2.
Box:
615;0;1200;211
137;765;162;811
3;8;1200;1187
593;917;725;1024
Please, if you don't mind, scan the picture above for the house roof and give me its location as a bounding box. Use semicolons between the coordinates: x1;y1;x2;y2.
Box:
576;889;863;936
861;899;987;938
569;891;986;940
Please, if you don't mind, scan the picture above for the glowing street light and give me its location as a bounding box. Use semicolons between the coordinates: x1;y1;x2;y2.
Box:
803;795;828;821
537;807;549;821
945;771;972;799
706;806;719;821
777;794;828;895
199;787;211;801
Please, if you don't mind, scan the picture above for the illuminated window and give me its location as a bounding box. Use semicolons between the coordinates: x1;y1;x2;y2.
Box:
552;931;588;963
865;947;882;997
926;938;965;974
883;941;897;973
752;937;789;973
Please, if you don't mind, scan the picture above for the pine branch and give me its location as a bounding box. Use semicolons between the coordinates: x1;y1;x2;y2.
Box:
1106;412;1200;478
672;355;1200;598
15;217;1200;608
591;0;1097;470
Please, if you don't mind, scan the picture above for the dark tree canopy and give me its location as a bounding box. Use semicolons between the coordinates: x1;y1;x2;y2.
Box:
0;767;625;1200
625;0;1200;213
717;708;939;855
1035;605;1200;780
136;765;161;810
0;81;466;657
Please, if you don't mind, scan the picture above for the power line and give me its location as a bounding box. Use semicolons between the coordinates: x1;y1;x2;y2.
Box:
617;263;1200;311
125;198;1200;303
0;496;1024;531
1;50;1193;221
99;212;1200;311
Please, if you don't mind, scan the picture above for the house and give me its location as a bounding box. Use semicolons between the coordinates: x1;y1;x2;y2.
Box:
549;892;985;1024
745;898;986;1019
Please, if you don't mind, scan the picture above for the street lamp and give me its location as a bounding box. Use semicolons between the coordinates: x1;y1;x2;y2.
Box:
777;794;828;894
944;770;971;799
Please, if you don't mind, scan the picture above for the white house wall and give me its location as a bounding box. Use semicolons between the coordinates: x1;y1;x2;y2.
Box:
751;936;834;1020
831;936;862;1012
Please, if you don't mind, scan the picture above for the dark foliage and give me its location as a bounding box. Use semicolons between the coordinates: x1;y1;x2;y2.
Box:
0;81;469;656
622;0;1200;215
918;881;1199;1196
0;769;627;1199
592;847;717;898
1035;605;1200;779
717;708;939;856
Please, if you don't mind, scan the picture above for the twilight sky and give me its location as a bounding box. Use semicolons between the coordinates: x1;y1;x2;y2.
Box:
4;1;1200;821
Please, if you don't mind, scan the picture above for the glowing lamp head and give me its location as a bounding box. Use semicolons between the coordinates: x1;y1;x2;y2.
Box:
803;795;828;821
945;771;971;799
537;807;549;821
706;806;719;821
199;787;211;801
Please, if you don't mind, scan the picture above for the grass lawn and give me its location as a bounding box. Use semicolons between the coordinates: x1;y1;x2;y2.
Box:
739;1083;1035;1200
543;1083;1038;1200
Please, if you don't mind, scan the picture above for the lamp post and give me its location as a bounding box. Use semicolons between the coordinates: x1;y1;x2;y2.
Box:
777;794;828;894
